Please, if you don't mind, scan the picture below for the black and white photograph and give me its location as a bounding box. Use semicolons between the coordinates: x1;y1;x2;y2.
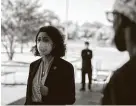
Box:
1;0;136;105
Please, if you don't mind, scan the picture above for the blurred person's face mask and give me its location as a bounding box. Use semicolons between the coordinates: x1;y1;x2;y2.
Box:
113;13;127;51
37;32;53;56
106;11;126;51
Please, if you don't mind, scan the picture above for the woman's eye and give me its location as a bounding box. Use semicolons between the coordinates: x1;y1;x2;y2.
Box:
37;38;41;42
43;38;49;42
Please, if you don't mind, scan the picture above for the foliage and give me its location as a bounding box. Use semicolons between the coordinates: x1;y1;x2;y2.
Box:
1;0;60;59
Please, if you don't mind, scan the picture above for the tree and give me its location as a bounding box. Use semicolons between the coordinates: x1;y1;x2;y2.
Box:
11;0;60;53
43;9;60;26
1;0;60;60
71;22;79;39
1;0;18;60
81;22;92;38
92;21;104;29
94;26;114;46
81;21;104;39
62;21;80;40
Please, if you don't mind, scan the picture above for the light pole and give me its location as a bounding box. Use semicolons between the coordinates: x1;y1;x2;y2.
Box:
65;0;69;41
64;0;69;59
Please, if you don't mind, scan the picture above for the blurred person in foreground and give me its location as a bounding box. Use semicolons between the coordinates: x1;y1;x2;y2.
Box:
25;26;75;105
102;0;136;105
80;41;93;91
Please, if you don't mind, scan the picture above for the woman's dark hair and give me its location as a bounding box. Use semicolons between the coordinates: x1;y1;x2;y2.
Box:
114;13;136;51
32;26;66;57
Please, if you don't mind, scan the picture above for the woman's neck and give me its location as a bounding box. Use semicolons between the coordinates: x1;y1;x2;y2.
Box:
42;55;53;63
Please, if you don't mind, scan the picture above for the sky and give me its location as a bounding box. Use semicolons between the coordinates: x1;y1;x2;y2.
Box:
40;0;115;25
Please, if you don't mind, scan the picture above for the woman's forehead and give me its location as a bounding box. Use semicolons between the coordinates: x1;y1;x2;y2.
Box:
38;32;49;38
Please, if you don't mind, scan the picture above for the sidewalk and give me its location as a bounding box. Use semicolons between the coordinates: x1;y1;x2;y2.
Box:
8;83;103;105
74;83;103;105
1;55;109;105
1;64;106;105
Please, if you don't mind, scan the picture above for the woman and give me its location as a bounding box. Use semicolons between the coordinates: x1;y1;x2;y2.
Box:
25;26;75;105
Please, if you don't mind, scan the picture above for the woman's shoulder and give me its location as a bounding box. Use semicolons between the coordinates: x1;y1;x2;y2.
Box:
30;58;42;66
57;57;73;68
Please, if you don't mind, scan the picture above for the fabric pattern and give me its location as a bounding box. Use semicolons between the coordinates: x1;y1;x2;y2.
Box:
32;57;54;102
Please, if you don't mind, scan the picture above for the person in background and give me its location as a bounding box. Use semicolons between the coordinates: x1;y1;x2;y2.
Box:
80;41;93;91
102;0;136;105
25;26;75;105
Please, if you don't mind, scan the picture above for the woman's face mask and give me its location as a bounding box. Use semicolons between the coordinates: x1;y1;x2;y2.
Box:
37;32;53;56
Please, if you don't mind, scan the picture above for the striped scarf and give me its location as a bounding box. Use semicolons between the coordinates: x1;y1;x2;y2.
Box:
32;57;54;102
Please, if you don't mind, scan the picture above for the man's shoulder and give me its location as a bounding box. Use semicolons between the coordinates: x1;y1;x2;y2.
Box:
88;49;92;52
82;49;86;52
86;49;92;53
82;49;91;51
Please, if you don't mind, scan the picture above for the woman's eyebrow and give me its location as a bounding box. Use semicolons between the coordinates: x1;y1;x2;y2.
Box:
37;36;41;38
43;36;49;39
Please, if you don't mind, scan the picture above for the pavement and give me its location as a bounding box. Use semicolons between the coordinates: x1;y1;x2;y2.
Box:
1;61;110;105
7;83;103;105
